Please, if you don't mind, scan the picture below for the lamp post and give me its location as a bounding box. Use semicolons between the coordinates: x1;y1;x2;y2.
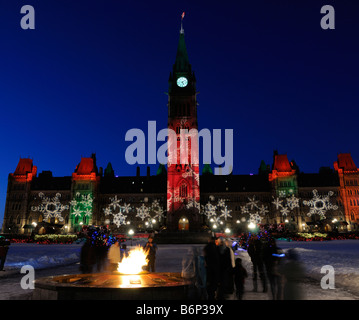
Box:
128;229;134;247
225;227;231;236
248;222;256;230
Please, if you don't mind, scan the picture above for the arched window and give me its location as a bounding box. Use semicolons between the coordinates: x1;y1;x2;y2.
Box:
180;183;188;198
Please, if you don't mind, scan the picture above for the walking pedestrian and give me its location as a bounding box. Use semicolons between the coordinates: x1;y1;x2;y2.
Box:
233;258;248;300
217;237;234;300
182;246;200;299
247;235;267;292
0;238;10;271
263;237;282;299
281;249;305;300
203;236;220;300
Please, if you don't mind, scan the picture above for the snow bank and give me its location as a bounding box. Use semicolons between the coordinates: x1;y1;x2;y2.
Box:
276;240;359;295
4;243;82;271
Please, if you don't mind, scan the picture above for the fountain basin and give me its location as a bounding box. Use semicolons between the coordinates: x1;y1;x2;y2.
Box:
33;272;191;300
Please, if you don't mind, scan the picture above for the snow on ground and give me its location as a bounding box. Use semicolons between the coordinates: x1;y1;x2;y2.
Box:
2;243;82;274
1;239;359;299
275;240;359;296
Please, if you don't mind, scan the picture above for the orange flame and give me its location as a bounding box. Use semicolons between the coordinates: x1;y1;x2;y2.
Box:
117;245;148;274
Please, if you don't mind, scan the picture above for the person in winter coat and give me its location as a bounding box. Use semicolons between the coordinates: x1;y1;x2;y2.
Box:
233;258;248;300
203;236;220;300
247;235;267;292
0;238;10;271
143;235;158;272
80;238;96;274
107;241;122;272
182;246;200;299
263;237;282;300
197;252;208;300
281;249;305;300
217;237;234;300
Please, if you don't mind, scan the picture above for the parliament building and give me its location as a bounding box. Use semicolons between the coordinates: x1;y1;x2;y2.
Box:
2;25;359;236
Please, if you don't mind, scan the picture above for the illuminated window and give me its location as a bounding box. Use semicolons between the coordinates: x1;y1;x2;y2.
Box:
180;183;188;198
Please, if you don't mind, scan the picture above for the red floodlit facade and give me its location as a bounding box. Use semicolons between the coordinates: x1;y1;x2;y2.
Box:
11;158;37;183
334;153;359;224
166;27;200;231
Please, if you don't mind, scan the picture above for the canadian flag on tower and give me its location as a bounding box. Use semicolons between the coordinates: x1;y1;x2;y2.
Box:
181;12;185;19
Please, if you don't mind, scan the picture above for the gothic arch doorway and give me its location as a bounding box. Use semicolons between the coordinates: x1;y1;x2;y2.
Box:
38;227;46;234
178;216;189;231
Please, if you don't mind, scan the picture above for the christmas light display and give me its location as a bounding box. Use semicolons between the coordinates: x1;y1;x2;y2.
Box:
31;192;69;222
135;204;150;221
272;194;300;216
303;189;338;219
70;192;93;225
103;195;133;228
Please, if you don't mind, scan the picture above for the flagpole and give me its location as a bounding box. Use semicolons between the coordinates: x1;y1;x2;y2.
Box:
180;12;185;34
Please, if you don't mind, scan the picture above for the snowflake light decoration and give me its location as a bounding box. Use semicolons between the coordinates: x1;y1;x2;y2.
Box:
286;194;300;210
201;197;233;227
278;190;287;198
70;193;94;223
258;204;269;216
272;197;283;210
303;189;338;219
249;213;262;224
272;195;299;216
113;214;127;228
136;204;150;221
240;205;249;214
103;196;133;228
280;206;290;216
241;196;268;224
220;206;232;221
151;199;165;221
71;207;82;218
203;202;217;218
109;195;121;210
217;199;226;208
247;196;259;210
31;192;69;222
186;200;201;211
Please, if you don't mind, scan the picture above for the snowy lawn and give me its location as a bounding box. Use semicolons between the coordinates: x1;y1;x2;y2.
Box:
2;239;359;296
3;243;82;271
275;240;359;295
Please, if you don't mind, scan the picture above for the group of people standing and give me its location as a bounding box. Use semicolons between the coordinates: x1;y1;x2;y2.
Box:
181;236;248;300
247;234;304;300
202;236;248;300
183;234;305;300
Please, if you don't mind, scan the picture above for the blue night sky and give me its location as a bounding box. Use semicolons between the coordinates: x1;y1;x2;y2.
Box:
0;0;358;228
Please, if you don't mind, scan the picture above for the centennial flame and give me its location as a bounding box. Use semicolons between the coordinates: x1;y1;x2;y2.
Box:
117;245;148;274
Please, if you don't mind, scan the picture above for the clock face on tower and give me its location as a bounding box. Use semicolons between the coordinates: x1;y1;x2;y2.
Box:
176;77;188;88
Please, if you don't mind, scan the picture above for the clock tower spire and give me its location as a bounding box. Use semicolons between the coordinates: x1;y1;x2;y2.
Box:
166;14;201;231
